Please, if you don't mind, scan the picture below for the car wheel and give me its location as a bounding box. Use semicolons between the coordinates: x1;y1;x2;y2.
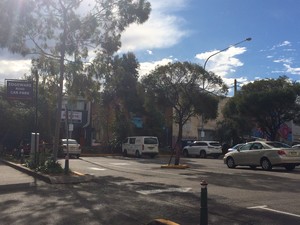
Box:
261;158;272;170
226;157;236;168
135;150;141;158
183;149;189;157
123;149;127;157
199;150;206;158
285;165;295;171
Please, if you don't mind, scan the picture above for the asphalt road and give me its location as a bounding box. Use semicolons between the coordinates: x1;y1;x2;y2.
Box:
1;155;299;225
59;155;300;225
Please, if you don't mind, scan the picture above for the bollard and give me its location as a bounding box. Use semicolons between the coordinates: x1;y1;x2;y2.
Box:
64;155;69;174
20;149;24;164
200;180;208;225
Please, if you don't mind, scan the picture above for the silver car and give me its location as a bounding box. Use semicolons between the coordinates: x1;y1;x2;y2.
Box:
223;141;300;171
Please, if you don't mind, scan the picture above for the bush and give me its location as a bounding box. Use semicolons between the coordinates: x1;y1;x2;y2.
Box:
26;158;64;174
38;158;64;174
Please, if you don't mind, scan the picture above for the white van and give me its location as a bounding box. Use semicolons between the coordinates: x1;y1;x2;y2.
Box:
122;136;159;158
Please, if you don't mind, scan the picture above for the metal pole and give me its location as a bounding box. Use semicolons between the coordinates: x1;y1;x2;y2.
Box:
64;105;69;174
200;180;208;225
34;68;39;166
201;38;252;140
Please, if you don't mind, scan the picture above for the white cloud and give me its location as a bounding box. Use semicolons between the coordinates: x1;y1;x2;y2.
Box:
195;46;247;77
273;58;293;64
120;0;190;52
138;58;174;77
284;64;300;75
271;40;292;50
279;41;291;47
0;58;31;85
147;50;153;55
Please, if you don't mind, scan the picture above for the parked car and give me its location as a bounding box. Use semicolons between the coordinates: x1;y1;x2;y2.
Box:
59;139;81;158
223;141;300;171
227;143;245;152
181;139;197;149
182;141;222;158
122;136;159;158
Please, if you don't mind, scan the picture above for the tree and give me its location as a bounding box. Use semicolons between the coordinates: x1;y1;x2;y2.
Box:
224;76;300;141
0;0;151;161
142;61;227;165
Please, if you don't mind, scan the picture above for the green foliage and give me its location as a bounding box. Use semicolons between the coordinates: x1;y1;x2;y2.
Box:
142;61;227;127
0;0;151;160
38;158;64;174
142;61;227;164
224;76;300;141
26;158;64;174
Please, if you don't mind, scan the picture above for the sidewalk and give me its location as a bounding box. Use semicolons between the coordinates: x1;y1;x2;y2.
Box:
0;159;94;186
0;160;37;191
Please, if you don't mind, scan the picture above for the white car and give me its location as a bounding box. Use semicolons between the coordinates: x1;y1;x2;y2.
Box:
182;141;222;158
60;139;81;158
224;141;300;171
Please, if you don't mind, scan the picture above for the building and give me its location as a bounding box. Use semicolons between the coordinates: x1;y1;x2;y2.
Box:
61;96;92;146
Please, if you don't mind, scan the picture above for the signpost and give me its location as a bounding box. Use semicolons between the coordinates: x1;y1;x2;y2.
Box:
6;79;39;165
6;80;33;100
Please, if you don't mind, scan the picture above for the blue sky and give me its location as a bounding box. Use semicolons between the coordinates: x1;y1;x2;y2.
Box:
1;0;300;96
120;0;300;95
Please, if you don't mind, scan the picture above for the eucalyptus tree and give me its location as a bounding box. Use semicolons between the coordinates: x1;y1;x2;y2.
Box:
0;0;151;160
224;76;300;141
142;61;228;165
93;52;143;144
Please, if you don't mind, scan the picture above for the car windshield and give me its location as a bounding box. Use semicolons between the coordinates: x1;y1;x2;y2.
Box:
266;142;291;148
144;138;158;144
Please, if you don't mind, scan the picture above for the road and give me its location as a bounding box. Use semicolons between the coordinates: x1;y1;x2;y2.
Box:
61;155;300;225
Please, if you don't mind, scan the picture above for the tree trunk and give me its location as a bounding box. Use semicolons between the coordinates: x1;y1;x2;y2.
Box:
174;122;183;165
52;9;67;161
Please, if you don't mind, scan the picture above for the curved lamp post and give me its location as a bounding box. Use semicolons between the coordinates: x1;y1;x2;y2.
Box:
201;37;252;140
203;37;252;71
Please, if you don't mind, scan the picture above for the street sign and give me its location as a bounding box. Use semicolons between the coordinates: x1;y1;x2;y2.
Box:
6;80;33;100
61;110;82;123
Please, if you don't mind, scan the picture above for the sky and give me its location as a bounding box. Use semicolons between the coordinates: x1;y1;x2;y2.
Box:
1;0;300;96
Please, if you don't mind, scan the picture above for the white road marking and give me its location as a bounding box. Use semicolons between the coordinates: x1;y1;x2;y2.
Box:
110;163;131;166
247;205;300;218
137;187;192;195
89;167;107;171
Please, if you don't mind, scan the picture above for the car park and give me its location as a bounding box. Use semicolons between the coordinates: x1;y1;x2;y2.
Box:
182;141;222;158
224;141;300;171
60;139;81;158
122;136;159;158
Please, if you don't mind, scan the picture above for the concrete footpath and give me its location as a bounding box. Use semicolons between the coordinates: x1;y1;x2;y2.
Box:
0;159;94;186
0;160;38;191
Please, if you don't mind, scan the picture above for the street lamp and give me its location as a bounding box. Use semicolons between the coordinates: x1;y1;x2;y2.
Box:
201;37;252;140
203;37;252;71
